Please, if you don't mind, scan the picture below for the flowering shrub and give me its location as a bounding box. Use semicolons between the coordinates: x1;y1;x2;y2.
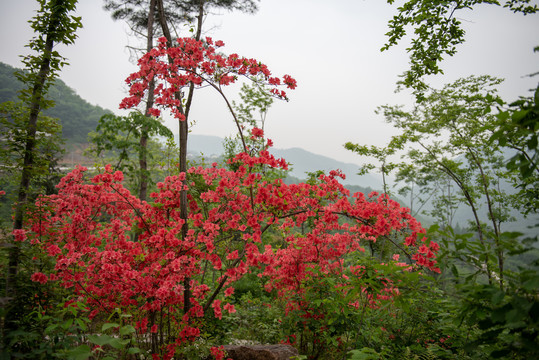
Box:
24;145;439;357
20;35;439;359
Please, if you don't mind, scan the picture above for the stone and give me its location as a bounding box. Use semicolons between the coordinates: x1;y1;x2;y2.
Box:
221;344;299;360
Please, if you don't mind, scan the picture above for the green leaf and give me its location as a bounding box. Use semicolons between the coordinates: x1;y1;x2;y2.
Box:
65;344;92;360
62;318;74;330
102;322;120;332
512;109;530;122
491;308;506;323
348;347;381;360
506;320;527;329
522;275;539;291
127;347;141;354
75;318;88;330
45;324;60;334
451;264;459;278
491;349;512;358
109;338;130;350
491;290;505;305
120;324;136;336
88;334;113;346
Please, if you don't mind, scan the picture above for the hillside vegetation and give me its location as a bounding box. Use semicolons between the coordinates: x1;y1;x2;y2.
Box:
0;62;109;145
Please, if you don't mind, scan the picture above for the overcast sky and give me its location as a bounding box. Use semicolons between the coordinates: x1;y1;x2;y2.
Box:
1;0;538;165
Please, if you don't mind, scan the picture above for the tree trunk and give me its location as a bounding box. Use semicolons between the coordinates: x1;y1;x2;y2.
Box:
8;31;55;296
139;0;157;202
156;0;194;315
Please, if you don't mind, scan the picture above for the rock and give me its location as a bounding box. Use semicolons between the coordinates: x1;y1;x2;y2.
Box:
222;344;299;360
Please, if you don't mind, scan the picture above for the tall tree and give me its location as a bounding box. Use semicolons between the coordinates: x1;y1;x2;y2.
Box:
8;0;81;294
139;0;157;201
103;0;259;201
103;0;258;36
368;76;520;288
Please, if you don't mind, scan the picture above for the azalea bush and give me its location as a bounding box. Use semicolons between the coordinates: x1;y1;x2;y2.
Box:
20;147;438;358
10;36;441;359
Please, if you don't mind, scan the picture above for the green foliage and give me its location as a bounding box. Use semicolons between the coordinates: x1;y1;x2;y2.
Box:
491;83;539;213
346;73;539;360
87;111;174;193
225;80;273;157
3;0;83;353
275;253;445;360
224;80;288;180
0;101;64;225
234;80;274;127
0;101;63;177
348;348;384;360
0;63;24;103
219;291;284;345
79;309;145;360
15;0;82;112
1;295;146;360
344;139;403;195
384;0;537;98
447;231;539;359
104;0;259;40
417;225;539;360
1;280;88;359
375;76;523;286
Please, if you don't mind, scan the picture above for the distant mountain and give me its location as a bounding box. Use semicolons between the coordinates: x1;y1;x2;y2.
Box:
186;134;381;189
407;151;539;236
0;62;110;145
271;147;381;189
187;134;227;157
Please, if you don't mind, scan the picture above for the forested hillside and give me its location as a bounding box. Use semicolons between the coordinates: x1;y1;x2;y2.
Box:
0;62;109;144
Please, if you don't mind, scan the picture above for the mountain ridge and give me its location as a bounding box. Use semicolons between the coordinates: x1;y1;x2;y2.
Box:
186;134;381;189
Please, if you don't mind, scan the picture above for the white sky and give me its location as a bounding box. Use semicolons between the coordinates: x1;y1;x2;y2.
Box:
1;0;538;165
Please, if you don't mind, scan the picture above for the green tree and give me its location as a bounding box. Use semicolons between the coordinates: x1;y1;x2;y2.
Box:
103;0;259;203
346;75;539;360
356;76;522;288
0;102;64;225
104;0;259;38
8;0;81;295
343;140;401;196
104;0;159;201
224;81;277;161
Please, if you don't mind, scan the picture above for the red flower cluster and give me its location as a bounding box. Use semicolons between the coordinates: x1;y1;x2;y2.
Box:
119;36;297;121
